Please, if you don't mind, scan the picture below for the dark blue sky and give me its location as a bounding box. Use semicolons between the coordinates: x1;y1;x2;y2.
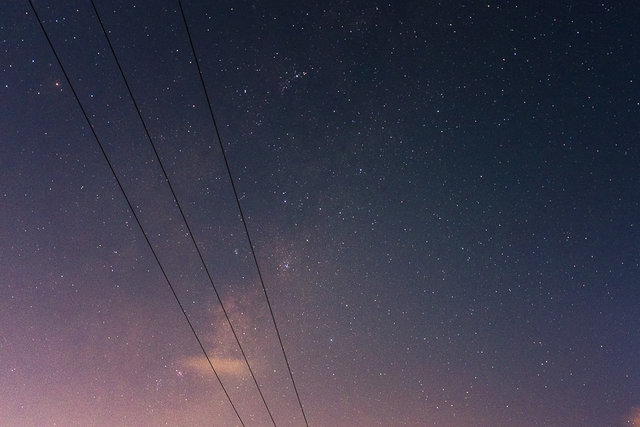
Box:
1;1;639;425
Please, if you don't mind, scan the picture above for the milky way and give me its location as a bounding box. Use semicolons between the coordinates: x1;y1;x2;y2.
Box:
1;1;639;426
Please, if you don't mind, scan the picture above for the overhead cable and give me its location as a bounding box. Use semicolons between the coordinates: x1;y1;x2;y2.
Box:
177;1;310;425
27;1;245;425
89;1;278;424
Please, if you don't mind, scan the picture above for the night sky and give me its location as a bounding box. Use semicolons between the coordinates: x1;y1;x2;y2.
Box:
1;1;639;426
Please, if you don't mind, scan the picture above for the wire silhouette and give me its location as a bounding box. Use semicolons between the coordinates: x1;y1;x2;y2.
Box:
88;0;278;424
177;1;310;425
26;1;245;425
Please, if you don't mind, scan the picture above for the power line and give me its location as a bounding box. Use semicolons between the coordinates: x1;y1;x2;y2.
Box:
88;0;278;424
26;2;245;425
177;1;310;425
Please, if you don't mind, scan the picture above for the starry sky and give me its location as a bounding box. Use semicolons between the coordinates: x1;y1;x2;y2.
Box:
1;1;639;426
